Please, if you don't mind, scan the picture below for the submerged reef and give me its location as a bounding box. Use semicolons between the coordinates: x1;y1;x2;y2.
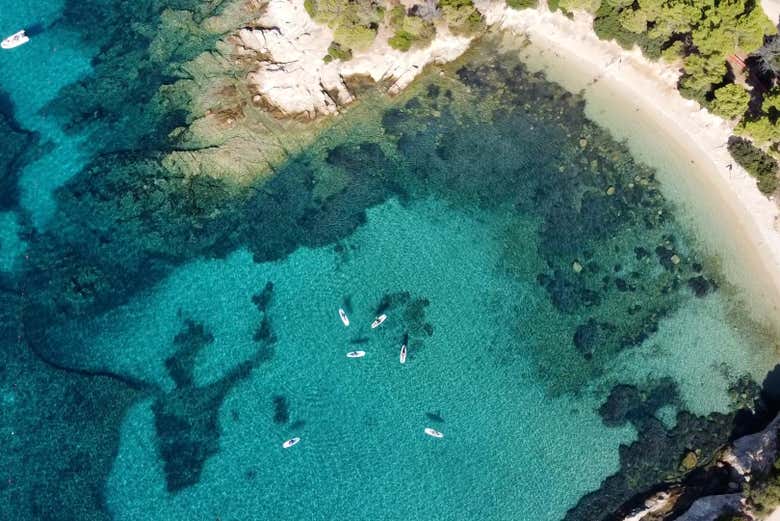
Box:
3;10;774;517
0;91;39;211
153;318;267;492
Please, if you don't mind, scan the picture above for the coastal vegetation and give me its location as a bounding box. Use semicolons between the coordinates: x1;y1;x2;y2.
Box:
550;0;780;194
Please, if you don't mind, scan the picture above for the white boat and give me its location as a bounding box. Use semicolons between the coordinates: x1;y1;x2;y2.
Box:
400;344;407;364
2;30;29;50
424;428;444;438
370;314;387;329
339;308;349;327
346;350;366;358
282;437;300;449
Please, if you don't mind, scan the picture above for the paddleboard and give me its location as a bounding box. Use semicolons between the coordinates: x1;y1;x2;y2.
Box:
339;308;349;327
400;344;407;364
346;351;366;358
370;314;387;329
282;437;300;449
424;428;444;438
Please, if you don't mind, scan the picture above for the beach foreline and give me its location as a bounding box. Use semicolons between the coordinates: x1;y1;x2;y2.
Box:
491;6;780;334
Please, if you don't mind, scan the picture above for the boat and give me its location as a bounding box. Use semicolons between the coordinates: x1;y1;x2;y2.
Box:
339;308;349;327
424;428;444;438
346;351;366;358
1;30;29;50
282;437;300;449
400;344;407;364
370;314;387;329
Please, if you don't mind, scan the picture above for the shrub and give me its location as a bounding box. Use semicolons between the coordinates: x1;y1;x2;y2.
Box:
389;30;414;51
711;84;751;120
325;41;352;62
727;136;780;194
506;0;537;10
388;10;435;51
440;0;484;35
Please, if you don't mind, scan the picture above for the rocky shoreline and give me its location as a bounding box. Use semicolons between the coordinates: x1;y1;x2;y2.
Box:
600;369;780;521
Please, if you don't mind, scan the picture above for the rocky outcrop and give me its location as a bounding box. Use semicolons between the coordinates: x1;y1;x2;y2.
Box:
235;0;472;119
723;412;780;479
673;494;744;521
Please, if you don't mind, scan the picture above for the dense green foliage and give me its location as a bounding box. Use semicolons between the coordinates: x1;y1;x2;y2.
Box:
727;136;780;193
388;7;435;51
711;84;751;119
305;0;385;53
593;0;775;103
440;0;484;34
506;0;537;9
583;0;780;196
324;41;353;62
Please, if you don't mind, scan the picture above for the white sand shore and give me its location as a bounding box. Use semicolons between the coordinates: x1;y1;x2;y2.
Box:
483;6;780;335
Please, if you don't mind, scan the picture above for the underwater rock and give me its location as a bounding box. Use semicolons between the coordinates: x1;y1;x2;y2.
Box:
687;276;713;298
567;377;734;521
165;320;214;389
0;91;38;211
573;318;616;358
153;319;266;492
674;494;743;521
252;282;275;313
680;451;699;471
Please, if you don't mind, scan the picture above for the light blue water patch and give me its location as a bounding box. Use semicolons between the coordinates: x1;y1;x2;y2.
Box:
0;211;25;272
103;198;636;520
0;2;95;228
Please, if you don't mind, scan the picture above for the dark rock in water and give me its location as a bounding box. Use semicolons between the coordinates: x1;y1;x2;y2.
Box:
598;378;678;428
674;493;743;521
165;320;214;389
599;384;642;427
253;315;277;345
687;276;713;298
573;318;615;357
251;282;274;312
634;246;650;260
350;337;370;344
272;395;289;424
154;320;266;493
0;90;39;211
539;270;601;313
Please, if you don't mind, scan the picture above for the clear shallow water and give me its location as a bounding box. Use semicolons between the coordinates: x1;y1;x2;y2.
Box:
1;3;779;520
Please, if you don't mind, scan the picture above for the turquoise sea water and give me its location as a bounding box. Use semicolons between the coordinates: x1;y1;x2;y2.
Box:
1;2;780;520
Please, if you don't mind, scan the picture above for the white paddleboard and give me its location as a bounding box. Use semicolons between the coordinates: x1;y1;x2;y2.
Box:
339;308;349;327
346;351;366;358
282;437;300;449
370;314;387;329
400;344;407;364
1;30;29;50
424;428;444;438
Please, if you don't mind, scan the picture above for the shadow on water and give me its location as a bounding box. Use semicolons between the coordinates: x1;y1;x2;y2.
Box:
24;22;46;37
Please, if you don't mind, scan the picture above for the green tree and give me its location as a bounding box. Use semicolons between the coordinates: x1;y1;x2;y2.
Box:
506;0;537;10
711;84;750;119
727;136;780;194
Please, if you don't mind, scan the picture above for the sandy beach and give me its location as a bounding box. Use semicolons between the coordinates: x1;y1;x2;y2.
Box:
482;6;780;336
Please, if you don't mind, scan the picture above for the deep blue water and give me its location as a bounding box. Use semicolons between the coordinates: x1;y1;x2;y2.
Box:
1;2;779;520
